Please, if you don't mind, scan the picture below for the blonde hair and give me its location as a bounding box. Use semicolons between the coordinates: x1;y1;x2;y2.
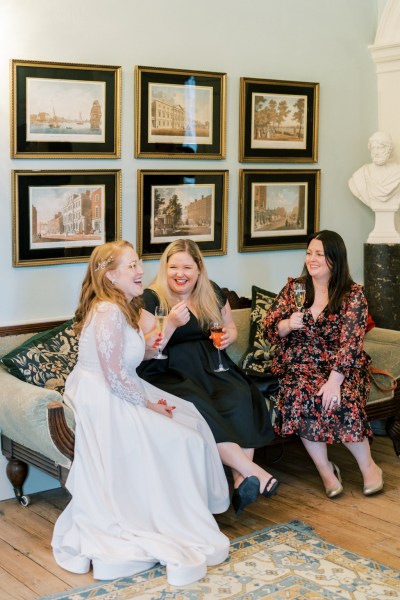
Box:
74;240;143;335
149;239;223;331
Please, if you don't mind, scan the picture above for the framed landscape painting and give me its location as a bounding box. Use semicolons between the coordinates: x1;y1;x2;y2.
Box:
239;77;319;162
137;170;228;259
239;169;320;252
11;59;121;158
135;66;226;159
12;170;121;266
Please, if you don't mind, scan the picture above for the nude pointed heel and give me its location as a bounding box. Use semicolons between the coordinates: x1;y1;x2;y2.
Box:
325;462;343;499
363;466;384;496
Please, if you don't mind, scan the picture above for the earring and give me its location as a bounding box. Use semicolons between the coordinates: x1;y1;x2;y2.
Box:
111;279;117;285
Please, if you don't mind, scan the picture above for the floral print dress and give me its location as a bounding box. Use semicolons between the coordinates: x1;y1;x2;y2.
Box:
264;278;373;444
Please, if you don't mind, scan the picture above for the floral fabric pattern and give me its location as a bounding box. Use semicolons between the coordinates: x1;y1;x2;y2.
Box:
264;278;373;444
1;320;78;395
241;285;277;375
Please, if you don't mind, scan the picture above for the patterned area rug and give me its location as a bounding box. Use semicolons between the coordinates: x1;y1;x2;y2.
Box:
42;520;400;599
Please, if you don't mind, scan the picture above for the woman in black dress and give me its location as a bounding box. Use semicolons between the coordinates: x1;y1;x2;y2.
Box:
138;239;279;514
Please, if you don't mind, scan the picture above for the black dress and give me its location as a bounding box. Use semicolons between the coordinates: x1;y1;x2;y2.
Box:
137;285;274;448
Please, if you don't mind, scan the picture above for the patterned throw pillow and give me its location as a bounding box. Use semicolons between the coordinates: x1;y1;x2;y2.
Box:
0;320;78;395
241;285;277;375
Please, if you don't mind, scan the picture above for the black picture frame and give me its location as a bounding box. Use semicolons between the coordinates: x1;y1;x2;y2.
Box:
239;169;320;252
12;170;121;266
137;170;228;259
239;77;319;162
11;59;121;158
135;66;226;159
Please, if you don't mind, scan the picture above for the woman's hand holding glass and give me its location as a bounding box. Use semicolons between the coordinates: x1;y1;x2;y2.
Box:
210;322;229;372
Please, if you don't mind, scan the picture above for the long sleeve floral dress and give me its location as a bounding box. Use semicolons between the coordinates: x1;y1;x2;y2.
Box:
264;278;373;444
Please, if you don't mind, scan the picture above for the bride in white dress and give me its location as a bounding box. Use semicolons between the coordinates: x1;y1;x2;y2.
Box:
52;241;230;586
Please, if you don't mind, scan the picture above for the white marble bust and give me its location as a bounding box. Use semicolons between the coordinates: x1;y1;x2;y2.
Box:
349;131;400;243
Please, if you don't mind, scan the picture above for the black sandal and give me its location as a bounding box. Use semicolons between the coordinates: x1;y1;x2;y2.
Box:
262;476;280;498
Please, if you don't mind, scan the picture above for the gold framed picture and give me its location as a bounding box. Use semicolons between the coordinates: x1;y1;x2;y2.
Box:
11;59;121;158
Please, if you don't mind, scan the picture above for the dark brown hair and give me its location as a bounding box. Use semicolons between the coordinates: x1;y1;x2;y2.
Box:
302;230;354;314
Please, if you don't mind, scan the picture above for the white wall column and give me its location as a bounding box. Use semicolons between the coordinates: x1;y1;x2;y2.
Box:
370;0;400;161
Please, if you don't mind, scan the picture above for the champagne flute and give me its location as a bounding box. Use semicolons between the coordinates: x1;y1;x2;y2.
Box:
210;322;229;373
154;306;168;360
293;282;306;311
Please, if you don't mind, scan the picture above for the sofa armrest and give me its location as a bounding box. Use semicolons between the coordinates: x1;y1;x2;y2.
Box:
0;367;74;468
48;401;75;461
364;327;400;404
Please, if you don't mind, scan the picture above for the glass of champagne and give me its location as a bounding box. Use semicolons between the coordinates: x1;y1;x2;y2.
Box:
210;322;229;373
154;306;168;360
293;282;306;311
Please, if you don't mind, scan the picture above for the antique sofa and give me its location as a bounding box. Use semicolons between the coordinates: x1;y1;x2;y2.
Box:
0;289;399;506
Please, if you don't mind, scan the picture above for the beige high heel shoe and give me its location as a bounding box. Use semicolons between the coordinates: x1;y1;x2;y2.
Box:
325;462;343;499
363;466;384;496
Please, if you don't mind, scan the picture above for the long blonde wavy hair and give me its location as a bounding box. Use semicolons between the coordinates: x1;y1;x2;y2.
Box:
148;239;223;331
74;240;143;335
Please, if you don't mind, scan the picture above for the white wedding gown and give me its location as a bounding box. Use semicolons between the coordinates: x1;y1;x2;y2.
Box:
52;302;230;586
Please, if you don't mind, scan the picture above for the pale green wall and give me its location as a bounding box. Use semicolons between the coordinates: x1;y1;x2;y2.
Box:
0;0;381;498
0;0;378;322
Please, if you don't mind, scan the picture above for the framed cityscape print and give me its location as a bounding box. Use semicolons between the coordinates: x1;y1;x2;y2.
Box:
135;66;226;159
239;77;319;162
137;170;228;259
12;169;121;266
239;169;320;252
11;59;121;158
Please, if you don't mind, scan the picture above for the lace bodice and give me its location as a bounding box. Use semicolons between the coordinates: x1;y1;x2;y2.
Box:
78;302;147;406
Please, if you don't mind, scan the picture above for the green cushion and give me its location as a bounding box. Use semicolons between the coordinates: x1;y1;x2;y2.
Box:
0;320;78;395
241;285;277;375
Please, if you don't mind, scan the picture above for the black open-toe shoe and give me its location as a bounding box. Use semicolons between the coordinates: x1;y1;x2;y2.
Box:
262;476;280;498
232;476;260;515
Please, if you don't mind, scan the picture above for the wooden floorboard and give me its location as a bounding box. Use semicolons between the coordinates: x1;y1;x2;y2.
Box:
0;435;398;599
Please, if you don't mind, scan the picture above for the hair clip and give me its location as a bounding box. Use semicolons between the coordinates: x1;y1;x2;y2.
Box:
95;256;113;271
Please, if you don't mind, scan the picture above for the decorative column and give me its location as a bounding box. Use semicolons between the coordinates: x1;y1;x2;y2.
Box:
364;244;400;330
364;2;400;331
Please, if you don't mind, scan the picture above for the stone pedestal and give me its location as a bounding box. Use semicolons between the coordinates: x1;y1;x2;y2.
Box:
364;244;400;330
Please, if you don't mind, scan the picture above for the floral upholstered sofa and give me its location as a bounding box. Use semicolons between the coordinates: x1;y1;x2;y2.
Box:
0;286;399;505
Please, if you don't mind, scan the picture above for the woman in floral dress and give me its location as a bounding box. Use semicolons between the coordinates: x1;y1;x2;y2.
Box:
265;230;383;498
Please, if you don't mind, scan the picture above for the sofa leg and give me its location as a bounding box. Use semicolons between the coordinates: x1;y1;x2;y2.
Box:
385;416;400;457
5;458;31;507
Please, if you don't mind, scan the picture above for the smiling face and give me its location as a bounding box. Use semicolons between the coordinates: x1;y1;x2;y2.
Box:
107;247;144;302
305;238;332;283
166;251;200;299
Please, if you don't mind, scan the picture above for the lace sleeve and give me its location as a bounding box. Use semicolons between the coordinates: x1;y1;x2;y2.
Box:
93;303;147;407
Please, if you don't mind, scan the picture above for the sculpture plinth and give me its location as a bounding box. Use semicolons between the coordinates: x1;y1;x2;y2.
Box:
364;244;400;330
